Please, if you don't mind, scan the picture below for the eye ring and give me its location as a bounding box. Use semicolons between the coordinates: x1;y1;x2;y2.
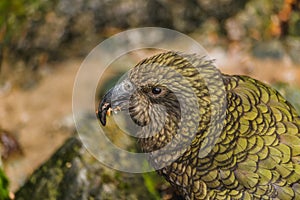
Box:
151;87;162;95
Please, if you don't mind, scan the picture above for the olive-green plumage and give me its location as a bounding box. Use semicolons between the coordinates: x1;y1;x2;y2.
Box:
98;51;300;200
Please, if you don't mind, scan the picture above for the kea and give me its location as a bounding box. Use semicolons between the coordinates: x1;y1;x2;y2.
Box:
97;51;300;200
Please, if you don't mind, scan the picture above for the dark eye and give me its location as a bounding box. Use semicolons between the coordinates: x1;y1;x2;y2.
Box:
152;87;162;95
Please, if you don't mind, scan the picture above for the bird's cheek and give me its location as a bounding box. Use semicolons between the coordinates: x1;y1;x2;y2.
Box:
128;103;150;127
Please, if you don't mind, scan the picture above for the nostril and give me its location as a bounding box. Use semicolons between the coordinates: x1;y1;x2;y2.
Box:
123;81;134;92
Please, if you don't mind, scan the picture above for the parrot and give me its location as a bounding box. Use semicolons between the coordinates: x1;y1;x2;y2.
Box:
97;51;300;200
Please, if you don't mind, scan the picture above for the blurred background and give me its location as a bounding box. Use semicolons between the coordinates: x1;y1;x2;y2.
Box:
0;0;300;199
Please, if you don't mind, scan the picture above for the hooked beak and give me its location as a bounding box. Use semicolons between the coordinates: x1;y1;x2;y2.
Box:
97;88;112;126
97;82;132;126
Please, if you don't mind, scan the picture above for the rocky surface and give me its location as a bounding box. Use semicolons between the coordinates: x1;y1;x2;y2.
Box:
14;137;158;200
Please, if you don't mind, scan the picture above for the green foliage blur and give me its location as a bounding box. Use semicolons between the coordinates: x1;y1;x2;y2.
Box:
142;172;162;200
0;0;56;51
0;168;9;200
